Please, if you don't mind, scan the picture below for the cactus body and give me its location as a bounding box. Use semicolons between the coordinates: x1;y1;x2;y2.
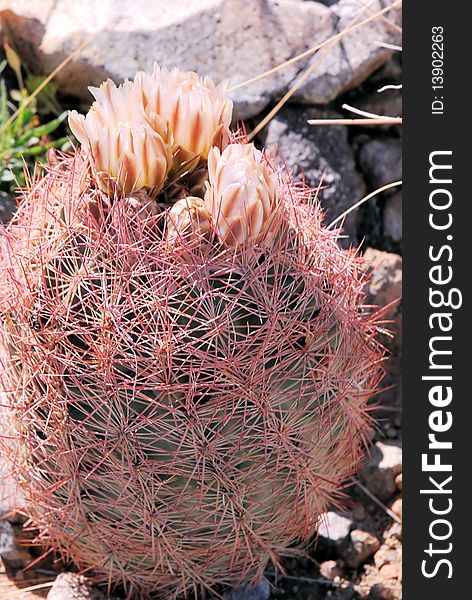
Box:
0;67;383;599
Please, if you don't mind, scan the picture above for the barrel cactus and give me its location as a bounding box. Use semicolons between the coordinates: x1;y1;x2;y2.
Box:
0;65;383;598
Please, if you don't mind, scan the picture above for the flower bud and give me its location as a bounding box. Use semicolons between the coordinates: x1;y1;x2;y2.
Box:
68;79;173;196
204;143;279;246
165;197;211;243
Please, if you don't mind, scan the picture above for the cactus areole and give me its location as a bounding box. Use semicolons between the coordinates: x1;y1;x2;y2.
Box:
0;66;384;598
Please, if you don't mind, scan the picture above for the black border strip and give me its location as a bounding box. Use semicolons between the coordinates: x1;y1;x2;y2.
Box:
404;3;468;598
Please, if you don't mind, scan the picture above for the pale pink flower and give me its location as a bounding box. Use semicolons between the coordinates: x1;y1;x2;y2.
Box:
136;65;233;165
68;79;173;196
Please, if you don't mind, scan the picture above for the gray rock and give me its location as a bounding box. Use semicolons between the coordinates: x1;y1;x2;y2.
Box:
261;105;365;242
0;191;16;224
224;578;271;600
0;520;31;568
48;572;114;600
340;529;381;569
0;0;401;120
0;461;22;519
383;192;402;243
357;90;402;123
367;56;402;88
355;135;401;249
358;139;402;189
0;521;15;558
294;0;402;105
359;441;402;502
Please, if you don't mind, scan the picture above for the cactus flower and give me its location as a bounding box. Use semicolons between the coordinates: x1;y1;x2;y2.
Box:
204;143;279;246
68;79;173;196
136;65;233;165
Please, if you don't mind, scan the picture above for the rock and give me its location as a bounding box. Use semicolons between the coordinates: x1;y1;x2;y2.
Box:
357;90;402;124
261;104;365;243
48;572;113;600
363;248;402;418
340;529;380;569
356;561;402;600
394;473;402;491
294;0;401;105
0;191;16;223
383;192;402;243
383;522;402;542
367;583;401;600
0;522;15;560
359;441;402;502
352;502;366;521
374;537;402;572
390;498;402;520
358;139;402;189
0;464;14;517
1;460;23;521
316;511;353;557
379;562;400;580
0;0;401;120
319;559;343;580
0;521;31;569
363;249;402;363
367;57;402;88
355;136;402;250
317;511;353;543
223;578;271;600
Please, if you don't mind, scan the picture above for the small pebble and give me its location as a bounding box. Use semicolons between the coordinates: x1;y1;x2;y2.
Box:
368;582;402;600
359;441;402;502
319;560;342;580
390;498;402;520
340;529;380;569
353;502;366;521
316;511;353;544
374;539;401;570
384;522;402;541
379;562;400;580
47;572;112;599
